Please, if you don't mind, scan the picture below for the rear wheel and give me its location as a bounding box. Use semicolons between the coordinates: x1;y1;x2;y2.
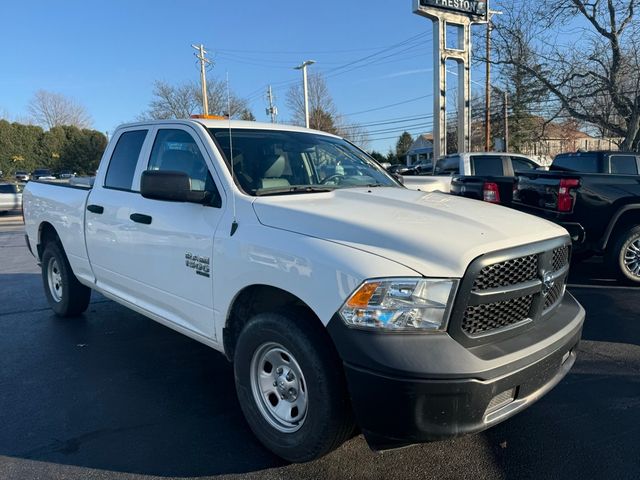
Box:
41;241;91;316
233;311;354;462
609;225;640;285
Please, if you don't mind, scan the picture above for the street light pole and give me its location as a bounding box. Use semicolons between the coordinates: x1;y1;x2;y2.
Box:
294;60;316;128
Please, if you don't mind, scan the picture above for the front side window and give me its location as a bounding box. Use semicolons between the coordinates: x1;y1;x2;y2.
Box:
512;157;536;172
104;130;147;190
147;129;221;205
210;129;397;195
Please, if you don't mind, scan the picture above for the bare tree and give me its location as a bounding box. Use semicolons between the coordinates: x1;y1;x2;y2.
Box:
286;72;370;149
492;0;640;150
287;73;341;133
142;79;252;120
28;90;92;130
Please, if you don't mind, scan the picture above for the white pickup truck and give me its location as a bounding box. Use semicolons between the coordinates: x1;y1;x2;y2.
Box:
24;119;584;462
402;152;541;193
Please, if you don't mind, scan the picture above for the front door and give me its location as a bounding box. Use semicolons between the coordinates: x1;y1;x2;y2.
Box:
123;125;225;339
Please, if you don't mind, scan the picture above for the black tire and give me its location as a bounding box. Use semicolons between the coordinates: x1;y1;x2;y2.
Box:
608;225;640;285
233;310;354;462
41;241;91;316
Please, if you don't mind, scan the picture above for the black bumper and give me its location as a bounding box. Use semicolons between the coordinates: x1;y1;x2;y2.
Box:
327;293;584;450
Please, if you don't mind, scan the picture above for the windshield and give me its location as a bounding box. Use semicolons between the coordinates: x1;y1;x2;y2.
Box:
209;128;398;196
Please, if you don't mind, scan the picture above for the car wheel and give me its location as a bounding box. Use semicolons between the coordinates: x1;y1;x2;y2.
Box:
609;225;640;284
41;241;91;316
234;310;354;462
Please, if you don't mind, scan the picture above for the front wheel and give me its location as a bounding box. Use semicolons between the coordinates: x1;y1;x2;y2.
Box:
233;311;354;462
609;225;640;284
41;241;91;316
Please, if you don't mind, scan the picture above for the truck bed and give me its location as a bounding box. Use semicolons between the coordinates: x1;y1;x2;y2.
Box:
23;180;94;283
513;170;640;252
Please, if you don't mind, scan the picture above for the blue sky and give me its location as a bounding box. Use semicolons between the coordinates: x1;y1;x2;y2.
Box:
0;0;487;153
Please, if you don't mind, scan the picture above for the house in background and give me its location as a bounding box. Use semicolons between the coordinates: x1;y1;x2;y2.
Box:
515;119;622;162
406;134;433;166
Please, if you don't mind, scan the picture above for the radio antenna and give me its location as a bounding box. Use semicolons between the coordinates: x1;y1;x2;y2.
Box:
227;72;238;236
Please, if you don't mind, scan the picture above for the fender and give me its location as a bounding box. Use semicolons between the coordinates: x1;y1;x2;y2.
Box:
601;204;640;249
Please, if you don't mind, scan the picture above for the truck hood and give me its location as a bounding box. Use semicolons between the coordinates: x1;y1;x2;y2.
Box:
252;187;568;278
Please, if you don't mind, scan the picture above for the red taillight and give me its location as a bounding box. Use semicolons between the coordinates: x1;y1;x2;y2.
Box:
483;182;500;203
557;178;579;212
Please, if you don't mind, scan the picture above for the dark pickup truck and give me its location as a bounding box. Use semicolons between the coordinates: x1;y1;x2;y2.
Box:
448;152;542;205
513;151;640;283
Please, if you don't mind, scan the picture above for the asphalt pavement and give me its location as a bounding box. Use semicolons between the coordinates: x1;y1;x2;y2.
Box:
0;212;638;480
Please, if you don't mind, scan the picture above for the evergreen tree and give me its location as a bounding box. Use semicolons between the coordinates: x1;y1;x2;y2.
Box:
395;132;413;162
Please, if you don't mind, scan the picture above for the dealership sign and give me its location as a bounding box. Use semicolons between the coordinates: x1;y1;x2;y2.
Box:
419;0;486;18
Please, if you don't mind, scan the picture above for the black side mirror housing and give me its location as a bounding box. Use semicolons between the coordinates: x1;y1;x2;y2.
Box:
141;170;211;204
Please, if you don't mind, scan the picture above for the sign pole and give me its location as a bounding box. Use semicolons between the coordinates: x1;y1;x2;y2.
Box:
414;0;486;160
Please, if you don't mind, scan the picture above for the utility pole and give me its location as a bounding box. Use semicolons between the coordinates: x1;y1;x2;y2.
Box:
192;44;211;116
294;60;315;128
484;22;491;152
266;85;278;123
482;4;502;152
503;91;509;152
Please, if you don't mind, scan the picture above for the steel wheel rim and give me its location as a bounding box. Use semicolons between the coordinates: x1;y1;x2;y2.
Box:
250;342;308;433
623;238;640;277
47;257;63;302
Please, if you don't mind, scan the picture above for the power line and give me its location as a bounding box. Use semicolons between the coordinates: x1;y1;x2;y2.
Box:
344;94;433;116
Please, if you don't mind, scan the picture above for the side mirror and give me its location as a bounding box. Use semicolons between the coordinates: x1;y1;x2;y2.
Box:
141;170;210;204
393;173;404;185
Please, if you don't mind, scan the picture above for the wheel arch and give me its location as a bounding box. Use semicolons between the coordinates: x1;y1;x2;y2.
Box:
602;205;640;250
223;284;330;361
36;221;61;261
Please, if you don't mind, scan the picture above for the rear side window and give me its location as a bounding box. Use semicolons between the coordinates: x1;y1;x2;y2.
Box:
0;185;16;194
609;155;638;175
471;156;504;176
434;155;460;175
552;153;599;173
104;130;147;190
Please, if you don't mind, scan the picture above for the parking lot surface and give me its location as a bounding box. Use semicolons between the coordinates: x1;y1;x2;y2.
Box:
1;213;639;480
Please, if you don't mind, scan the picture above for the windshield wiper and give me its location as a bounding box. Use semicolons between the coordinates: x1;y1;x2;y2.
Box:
255;186;335;197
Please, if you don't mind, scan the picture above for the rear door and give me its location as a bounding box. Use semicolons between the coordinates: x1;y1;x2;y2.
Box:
85;127;151;298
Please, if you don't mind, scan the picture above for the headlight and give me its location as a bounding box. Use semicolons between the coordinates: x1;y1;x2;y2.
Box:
339;278;458;332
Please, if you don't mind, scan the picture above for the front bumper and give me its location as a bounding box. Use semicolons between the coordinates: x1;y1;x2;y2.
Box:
327;293;584;450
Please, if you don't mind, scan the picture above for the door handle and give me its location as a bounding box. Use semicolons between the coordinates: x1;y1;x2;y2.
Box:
87;204;104;214
130;213;152;225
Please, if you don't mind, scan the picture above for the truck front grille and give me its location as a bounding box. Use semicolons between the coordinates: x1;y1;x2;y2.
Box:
551;245;570;272
472;255;538;291
452;239;571;342
462;295;534;335
543;279;565;310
